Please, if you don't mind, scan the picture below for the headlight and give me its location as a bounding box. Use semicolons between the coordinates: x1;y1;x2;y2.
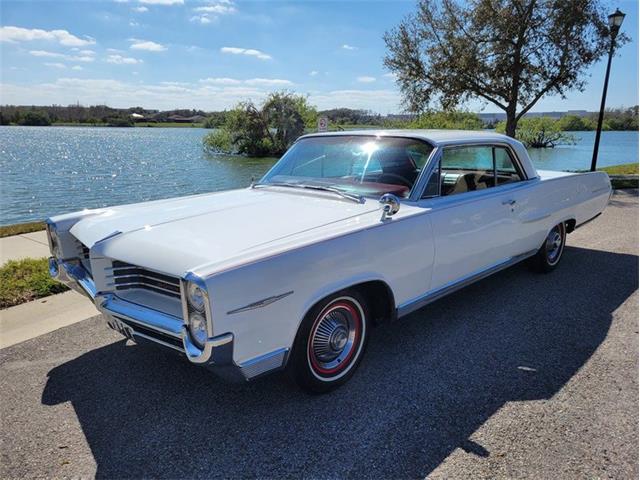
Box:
187;281;206;312
188;312;208;348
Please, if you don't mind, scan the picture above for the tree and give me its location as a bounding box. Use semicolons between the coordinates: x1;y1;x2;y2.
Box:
18;111;51;126
203;92;317;157
496;116;574;147
410;111;483;129
556;114;589;131
384;0;624;137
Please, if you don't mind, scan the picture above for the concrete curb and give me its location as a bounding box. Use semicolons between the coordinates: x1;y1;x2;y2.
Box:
0;290;99;349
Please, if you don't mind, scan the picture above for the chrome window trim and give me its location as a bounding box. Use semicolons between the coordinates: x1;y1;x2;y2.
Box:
416;141;533;200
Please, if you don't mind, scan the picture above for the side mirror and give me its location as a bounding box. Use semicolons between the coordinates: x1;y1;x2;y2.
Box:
379;193;400;221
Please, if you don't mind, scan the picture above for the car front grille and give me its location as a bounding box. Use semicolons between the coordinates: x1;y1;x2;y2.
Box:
108;261;181;299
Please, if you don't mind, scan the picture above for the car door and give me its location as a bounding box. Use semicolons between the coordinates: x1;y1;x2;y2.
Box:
417;144;526;291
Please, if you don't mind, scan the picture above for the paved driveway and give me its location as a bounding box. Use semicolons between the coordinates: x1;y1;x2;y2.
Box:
1;190;638;479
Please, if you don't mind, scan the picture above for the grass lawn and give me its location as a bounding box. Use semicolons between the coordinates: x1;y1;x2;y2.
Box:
0;257;69;309
599;163;639;175
0;221;45;238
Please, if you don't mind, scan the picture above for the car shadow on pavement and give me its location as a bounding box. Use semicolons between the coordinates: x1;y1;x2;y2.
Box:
42;246;638;479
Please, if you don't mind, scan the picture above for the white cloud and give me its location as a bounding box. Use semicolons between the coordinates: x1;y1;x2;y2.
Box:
133;6;149;12
190;15;212;24
29;50;66;58
44;62;66;69
0;26;95;46
309;89;401;112
130;39;167;51
194;3;236;14
107;54;143;64
138;0;183;4
107;48;124;53
244;78;293;86
199;77;293;87
129;21;140;27
383;72;397;79
357;76;376;83
71;65;83;71
220;46;271;60
0;79;401;113
341;44;357;50
200;77;241;85
309;70;318;76
29;49;94;62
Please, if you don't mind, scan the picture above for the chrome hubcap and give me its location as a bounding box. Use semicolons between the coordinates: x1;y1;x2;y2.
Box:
309;300;362;375
546;227;563;263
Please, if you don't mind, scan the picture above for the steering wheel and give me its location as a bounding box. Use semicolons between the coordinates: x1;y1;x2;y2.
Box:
377;172;413;188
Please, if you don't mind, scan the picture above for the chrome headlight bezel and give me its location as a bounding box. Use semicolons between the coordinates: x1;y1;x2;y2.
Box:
181;273;212;351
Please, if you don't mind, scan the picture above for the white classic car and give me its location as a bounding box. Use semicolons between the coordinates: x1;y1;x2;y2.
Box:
47;130;611;392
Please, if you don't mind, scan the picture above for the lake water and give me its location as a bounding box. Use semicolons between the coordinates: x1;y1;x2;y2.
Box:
0;126;637;225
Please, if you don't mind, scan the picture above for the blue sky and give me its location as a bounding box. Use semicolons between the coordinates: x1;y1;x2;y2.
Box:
1;0;638;113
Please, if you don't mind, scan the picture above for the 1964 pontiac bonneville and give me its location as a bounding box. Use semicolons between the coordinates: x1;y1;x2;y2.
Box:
47;130;611;392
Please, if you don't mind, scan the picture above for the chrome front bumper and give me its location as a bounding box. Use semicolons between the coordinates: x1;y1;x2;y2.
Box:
48;256;245;382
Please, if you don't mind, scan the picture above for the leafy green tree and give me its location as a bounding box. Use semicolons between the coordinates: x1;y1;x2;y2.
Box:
410;111;483;130
384;0;623;138
18;111;51;126
556;115;589;131
497;117;574;147
203;92;317;156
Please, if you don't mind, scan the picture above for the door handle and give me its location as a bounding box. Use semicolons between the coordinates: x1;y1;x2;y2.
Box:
502;199;517;206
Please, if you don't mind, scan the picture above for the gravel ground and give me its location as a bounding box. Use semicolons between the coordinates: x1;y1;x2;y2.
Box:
1;190;637;479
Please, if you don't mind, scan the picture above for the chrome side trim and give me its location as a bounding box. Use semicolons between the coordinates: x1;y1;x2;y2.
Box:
238;348;289;379
227;290;294;315
397;250;537;318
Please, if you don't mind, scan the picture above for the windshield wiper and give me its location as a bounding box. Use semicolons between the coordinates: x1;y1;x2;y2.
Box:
252;182;365;204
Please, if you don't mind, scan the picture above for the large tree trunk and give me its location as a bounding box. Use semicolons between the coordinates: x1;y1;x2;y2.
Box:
504;114;517;138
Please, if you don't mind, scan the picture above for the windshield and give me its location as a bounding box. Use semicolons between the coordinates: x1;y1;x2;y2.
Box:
260;135;434;198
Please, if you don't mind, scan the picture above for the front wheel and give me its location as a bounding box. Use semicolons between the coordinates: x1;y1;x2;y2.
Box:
288;291;369;394
529;222;566;273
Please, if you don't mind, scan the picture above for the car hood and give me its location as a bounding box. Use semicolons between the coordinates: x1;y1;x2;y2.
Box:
70;188;382;276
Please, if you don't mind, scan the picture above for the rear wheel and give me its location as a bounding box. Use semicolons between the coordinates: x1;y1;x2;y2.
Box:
289;291;369;394
529;222;566;273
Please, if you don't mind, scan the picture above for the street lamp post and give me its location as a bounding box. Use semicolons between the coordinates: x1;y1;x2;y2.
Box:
590;8;626;172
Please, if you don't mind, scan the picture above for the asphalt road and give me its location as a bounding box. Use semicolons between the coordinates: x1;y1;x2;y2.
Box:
1;190;638;479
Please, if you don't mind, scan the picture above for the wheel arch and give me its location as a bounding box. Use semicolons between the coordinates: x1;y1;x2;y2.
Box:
294;277;397;343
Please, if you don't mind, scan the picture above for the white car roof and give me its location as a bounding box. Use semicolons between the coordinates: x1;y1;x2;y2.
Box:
300;129;520;147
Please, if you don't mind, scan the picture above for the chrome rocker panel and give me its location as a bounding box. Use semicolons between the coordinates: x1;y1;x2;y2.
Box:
49;257;287;382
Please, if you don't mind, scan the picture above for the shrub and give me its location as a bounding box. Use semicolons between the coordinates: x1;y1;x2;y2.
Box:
203;92;317;157
496;117;575;148
410;111;483;130
0;258;69;308
18;111;51;126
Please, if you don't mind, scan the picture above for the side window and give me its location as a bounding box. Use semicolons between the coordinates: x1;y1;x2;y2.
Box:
421;145;523;198
494;147;522;185
439;146;495;196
